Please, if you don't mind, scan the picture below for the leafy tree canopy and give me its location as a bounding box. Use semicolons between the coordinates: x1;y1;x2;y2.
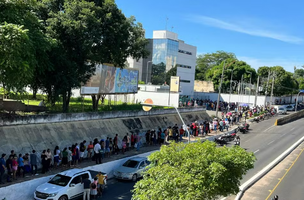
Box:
133;140;256;200
205;58;257;92
196;51;236;80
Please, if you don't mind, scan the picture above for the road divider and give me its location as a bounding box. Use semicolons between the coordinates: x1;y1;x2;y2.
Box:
235;135;304;200
275;110;304;126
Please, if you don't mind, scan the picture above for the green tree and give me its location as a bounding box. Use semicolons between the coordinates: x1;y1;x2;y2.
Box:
258;66;298;96
133;141;256;200
0;0;51;93
295;69;304;78
196;51;236;80
151;63;166;85
165;65;177;85
35;0;149;112
205;59;257;92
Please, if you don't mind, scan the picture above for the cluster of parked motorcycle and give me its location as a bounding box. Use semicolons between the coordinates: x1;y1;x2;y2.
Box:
214;122;250;146
253;110;276;123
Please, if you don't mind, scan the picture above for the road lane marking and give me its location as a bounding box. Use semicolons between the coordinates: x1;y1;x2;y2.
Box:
265;147;304;200
290;128;295;131
280;132;288;138
254;149;260;154
268;140;275;145
264;125;274;132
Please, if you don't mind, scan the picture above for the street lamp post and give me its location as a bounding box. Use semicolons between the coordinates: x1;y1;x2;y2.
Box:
215;61;226;118
228;69;234;105
246;71;252;104
264;71;271;107
146;61;152;84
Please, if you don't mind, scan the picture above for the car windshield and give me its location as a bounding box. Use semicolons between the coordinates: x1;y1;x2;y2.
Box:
48;174;71;186
279;108;284;110
122;160;139;168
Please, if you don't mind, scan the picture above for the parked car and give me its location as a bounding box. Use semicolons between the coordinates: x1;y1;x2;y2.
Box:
34;169;107;200
285;105;295;111
114;157;150;181
278;107;287;114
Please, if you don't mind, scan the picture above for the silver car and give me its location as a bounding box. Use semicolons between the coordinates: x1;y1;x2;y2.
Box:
114;157;150;181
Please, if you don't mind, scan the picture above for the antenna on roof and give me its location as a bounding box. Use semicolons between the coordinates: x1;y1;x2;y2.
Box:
171;26;174;32
165;17;169;30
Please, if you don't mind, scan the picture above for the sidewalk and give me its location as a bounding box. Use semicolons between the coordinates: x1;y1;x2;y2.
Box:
0;125;239;188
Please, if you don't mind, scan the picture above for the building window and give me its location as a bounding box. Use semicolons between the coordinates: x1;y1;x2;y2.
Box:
178;49;192;55
177;64;192;69
180;80;190;83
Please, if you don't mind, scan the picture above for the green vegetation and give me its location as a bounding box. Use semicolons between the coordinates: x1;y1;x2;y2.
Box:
133;140;256;200
1;0;148;112
196;51;302;96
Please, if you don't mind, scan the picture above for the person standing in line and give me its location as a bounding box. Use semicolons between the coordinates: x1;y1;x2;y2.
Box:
17;154;25;178
160;130;165;145
41;150;48;174
82;176;91;200
45;149;52;172
136;133;141;151
126;133;130;151
87;141;94;159
6;155;12;182
96;171;106;196
80;141;86;162
105;137;110;158
53;146;60;169
61;148;68;168
30;150;38;175
179;126;184;142
67;147;72;168
0;154;6;184
12;156;18;180
131;133;135;149
91;177;98;199
94;142;101;164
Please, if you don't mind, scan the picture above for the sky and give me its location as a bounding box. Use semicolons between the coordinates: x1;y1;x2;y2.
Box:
116;0;304;72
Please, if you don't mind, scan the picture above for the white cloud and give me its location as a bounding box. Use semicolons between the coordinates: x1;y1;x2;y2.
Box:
237;56;303;72
187;15;303;44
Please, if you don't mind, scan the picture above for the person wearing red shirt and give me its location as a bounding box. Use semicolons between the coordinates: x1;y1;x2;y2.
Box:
179;126;184;142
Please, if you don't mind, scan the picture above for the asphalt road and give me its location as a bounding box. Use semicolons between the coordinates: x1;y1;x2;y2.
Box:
100;115;304;200
264;141;304;200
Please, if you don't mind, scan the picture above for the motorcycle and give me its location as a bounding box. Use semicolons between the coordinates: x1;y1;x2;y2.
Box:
214;137;228;146
220;133;236;142
253;116;260;123
242;123;250;130
238;125;247;134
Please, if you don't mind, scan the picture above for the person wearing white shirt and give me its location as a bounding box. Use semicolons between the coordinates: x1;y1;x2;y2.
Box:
94;143;101;164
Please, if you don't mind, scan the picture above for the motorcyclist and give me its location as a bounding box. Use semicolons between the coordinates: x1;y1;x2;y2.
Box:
272;195;278;200
234;135;240;145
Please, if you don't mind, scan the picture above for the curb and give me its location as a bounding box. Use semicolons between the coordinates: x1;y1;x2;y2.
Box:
235;135;304;200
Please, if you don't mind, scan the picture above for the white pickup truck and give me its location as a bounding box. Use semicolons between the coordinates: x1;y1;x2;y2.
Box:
34;169;107;200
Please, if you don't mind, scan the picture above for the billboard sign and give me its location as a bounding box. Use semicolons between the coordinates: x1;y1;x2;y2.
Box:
170;76;180;92
81;64;139;95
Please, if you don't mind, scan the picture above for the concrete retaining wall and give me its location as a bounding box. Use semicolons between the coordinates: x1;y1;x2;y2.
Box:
275;110;304;125
0;109;211;159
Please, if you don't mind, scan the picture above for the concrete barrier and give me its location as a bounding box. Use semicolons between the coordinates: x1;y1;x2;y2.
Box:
0;150;157;200
275;110;304;126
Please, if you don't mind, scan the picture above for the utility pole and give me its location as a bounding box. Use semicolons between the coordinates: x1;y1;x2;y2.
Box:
254;76;260;107
229;69;234;105
264;71;270;107
215;61;226;117
270;76;275;108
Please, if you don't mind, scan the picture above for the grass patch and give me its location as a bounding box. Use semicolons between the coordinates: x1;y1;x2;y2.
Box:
3;93;171;113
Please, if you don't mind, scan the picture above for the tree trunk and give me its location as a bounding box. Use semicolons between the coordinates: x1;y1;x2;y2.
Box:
62;89;71;113
32;86;38;100
91;94;101;111
100;95;106;104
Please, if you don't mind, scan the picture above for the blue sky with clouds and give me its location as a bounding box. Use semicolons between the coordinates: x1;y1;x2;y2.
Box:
116;0;304;72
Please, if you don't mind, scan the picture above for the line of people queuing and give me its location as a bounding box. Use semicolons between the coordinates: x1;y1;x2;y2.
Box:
0;118;228;186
